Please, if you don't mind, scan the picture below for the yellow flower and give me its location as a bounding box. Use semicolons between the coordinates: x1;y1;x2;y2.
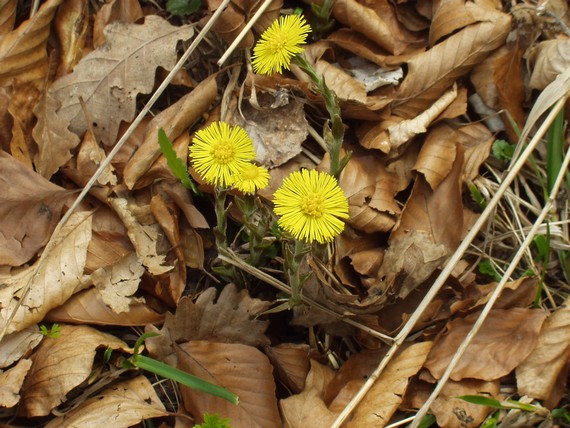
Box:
190;121;256;187
252;14;311;76
234;163;270;194
273;169;349;244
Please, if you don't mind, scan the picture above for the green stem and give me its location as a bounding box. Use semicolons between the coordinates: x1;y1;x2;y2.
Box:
285;239;310;307
214;187;229;253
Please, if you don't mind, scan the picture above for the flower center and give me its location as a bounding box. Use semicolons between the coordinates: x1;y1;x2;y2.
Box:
242;167;259;180
300;192;325;218
211;140;235;164
268;33;288;53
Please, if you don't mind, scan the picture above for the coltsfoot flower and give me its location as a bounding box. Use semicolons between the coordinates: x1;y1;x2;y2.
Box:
252;14;311;76
189;121;256;187
234;163;270;194
273;169;349;244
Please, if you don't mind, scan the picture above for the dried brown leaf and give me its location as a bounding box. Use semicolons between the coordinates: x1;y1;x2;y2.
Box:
280;360;338;428
0;211;92;335
516;296;570;408
0;327;43;368
124;75;217;189
44;376;167;427
265;343;311;394
348;342;432;427
0;358;32;408
529;39;570;90
49;15;195;146
54;0;89;77
21;325;129;416
0;0;61;86
425;308;547;381
395;2;510;118
0;0;17;36
93;0;143;47
178;341;281;428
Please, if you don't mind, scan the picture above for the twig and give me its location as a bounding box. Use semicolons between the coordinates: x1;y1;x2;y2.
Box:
330;95;568;428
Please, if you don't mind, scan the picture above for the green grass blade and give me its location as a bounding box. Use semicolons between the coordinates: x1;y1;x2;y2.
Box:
132;355;239;405
158;128;199;194
546;107;564;195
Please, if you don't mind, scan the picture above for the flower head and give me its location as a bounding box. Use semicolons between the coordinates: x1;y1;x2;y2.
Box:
252;14;311;76
190;121;256;187
234;163;270;194
273;169;349;244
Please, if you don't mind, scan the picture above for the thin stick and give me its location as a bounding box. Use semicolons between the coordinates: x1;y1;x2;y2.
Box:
411;139;570;425
330;96;568;428
217;0;274;66
0;0;232;342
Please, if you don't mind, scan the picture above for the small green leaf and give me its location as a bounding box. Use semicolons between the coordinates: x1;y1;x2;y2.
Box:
194;413;233;428
478;259;501;281
39;323;61;338
416;414;436;428
167;0;201;16
458;395;538;412
158;128;199;194
468;182;486;210
492;139;516;161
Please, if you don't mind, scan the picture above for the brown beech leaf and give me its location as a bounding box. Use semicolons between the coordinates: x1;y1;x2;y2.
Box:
178;341;281;428
529;39;570;90
280;360;338;428
0;0;17;36
0;212;92;335
123;74;217;189
348;342;432;427
49;15;195;146
425;308;547;381
20;325;129;416
0;0;62;86
109;193;172;276
0;326;43;368
265;343;311;394
93;0;144;47
32;91;81;179
516;296;570;408
0;358;32;408
44;376;167;427
146;284;271;364
54;0;89;77
46;287;164;326
414;124;457;189
394;2;510;118
229;91;309;168
75;131;118;186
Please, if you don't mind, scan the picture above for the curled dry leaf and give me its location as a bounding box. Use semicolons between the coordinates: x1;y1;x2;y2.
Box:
146;283;271;364
425;308;547;382
109;193;172;276
0;358;32;408
529;39;570;90
229;91;309;168
516;295;570;408
0;326;43;368
44;376;167;427
280;360;338;428
347;342;432;428
92;0;143;47
265;343;311;394
54;0;89;77
0;211;92;335
46;287;164;326
0;0;62;86
123;74;218;189
20;324;129;416
178;340;281;428
49;15;195;146
0;0;17;36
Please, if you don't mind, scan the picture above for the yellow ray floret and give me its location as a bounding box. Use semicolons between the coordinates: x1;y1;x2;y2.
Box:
273;169;349;244
189;121;256;187
252;14;311;76
234;163;270;194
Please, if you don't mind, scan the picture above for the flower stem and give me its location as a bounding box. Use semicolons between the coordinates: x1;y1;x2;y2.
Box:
285;239;311;307
292;54;351;179
214;187;229;252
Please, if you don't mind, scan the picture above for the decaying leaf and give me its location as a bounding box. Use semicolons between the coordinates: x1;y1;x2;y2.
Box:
280;360;338;428
0;0;17;36
146;283;271;364
265;343;311;394
49;15;195;146
0;211;92;335
0;326;43;368
0;358;32;408
0;0;62;86
516;296;570;408
529;39;570;90
54;0;89;77
20;324;129;416
425;308;547;381
178;340;281;428
44;376;167;427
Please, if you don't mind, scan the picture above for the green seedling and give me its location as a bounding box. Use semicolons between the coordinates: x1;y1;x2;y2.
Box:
492;139;516;162
158;128;200;194
167;0;201;16
468;182;487;210
458;395;548;415
39;323;61;338
478;259;501;282
194;413;233;428
124;333;238;405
